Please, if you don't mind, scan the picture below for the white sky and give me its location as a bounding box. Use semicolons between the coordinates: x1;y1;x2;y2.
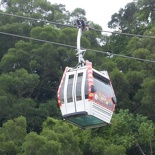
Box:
48;0;134;30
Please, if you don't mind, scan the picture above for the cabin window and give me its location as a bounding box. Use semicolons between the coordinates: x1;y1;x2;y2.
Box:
76;73;83;101
93;77;113;97
67;74;74;102
60;76;65;104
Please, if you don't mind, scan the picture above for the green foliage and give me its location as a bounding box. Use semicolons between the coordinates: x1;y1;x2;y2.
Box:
104;144;126;155
88;137;106;155
43;117;82;155
0;0;155;154
0;116;27;154
110;109;155;154
133;48;150;59
138;122;154;144
108;2;138;31
110;69;131;110
0;141;18;155
22;131;61;155
0;68;39;97
137;78;155;120
30;26;59;41
70;8;86;19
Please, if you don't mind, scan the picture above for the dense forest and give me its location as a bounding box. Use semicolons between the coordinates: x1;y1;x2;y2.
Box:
0;0;155;154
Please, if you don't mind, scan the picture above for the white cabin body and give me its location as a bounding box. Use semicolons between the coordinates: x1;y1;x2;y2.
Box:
57;61;116;129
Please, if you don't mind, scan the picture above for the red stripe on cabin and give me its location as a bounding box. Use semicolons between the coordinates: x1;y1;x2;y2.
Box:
86;61;94;101
57;67;68;107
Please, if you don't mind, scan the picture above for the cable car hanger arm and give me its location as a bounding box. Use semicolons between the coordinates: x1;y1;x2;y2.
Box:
76;19;89;67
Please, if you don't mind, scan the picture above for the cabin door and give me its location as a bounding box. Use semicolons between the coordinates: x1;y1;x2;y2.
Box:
74;69;87;112
65;69;86;114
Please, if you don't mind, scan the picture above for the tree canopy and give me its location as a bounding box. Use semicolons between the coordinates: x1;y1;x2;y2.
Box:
0;0;155;154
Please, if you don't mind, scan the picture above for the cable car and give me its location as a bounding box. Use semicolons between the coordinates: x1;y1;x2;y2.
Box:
57;20;117;129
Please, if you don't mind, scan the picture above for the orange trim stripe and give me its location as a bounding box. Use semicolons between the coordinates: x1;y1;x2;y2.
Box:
57;67;68;107
86;61;94;101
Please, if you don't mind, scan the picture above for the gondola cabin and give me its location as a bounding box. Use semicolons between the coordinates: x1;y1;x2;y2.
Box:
57;61;117;129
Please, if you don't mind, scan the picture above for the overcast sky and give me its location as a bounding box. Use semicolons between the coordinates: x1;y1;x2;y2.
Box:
48;0;134;30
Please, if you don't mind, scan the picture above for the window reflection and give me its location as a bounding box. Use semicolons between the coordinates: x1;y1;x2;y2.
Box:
76;73;83;101
67;74;74;102
60;76;65;104
93;78;113;97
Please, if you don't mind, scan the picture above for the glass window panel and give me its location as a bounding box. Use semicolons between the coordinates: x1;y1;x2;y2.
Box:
67;74;74;102
93;77;113;97
60;76;65;104
76;73;83;101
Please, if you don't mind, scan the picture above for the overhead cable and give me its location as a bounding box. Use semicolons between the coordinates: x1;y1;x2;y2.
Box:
0;31;77;49
0;31;155;63
0;12;76;28
90;28;155;39
86;48;155;63
0;12;155;39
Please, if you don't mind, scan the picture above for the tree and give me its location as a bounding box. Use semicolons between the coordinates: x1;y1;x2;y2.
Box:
0;23;27;59
22;131;61;155
0;116;27;154
42;117;82;155
11;98;48;132
109;109;155;155
0;68;39;98
0;1;155;154
106;1;152;55
108;2;138;32
88;137;106;155
137;0;155;25
70;8;87;23
110;69;130;110
126;71;143;98
104;144;126;155
139;78;155;121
